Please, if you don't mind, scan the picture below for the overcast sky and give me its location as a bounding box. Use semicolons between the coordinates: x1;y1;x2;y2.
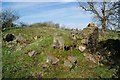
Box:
2;2;94;29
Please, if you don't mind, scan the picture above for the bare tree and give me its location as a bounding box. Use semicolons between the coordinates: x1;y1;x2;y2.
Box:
77;0;119;34
0;8;19;31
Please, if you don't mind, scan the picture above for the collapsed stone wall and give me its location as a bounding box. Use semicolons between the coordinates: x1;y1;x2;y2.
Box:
78;22;100;65
79;22;99;54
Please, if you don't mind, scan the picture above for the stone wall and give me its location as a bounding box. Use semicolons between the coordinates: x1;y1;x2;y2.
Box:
79;22;99;54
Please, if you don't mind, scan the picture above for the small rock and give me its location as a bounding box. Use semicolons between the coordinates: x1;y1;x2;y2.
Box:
16;46;22;51
16;43;27;51
81;39;88;45
16;34;26;44
7;40;16;47
46;56;59;65
53;33;65;50
87;22;95;27
85;54;97;63
28;50;37;57
34;36;38;40
22;43;28;48
71;33;77;41
64;60;73;68
42;64;49;69
68;56;77;64
83;53;86;57
79;45;86;52
89;55;96;63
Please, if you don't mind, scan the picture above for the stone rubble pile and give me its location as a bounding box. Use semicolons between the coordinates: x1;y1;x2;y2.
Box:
79;22;99;54
78;22;100;64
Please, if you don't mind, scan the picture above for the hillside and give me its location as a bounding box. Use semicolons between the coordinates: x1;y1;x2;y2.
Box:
2;26;119;78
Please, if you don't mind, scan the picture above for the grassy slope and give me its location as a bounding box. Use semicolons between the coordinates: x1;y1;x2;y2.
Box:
2;27;115;78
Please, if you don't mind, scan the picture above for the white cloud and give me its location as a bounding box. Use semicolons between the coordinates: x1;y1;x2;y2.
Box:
21;6;92;20
19;6;92;29
20;6;76;18
2;2;67;12
3;2;93;29
2;3;41;10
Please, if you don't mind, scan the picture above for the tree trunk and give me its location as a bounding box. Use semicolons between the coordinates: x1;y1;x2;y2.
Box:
101;17;106;37
101;1;106;37
102;24;106;34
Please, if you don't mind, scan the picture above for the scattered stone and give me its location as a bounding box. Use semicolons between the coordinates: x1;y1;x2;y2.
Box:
42;64;49;70
53;39;59;49
22;43;28;48
53;33;64;50
78;45;86;52
71;33;77;41
81;39;88;45
28;50;37;57
68;56;77;64
16;43;28;51
88;54;96;63
64;44;76;51
46;56;59;65
64;56;77;71
89;65;97;69
87;22;95;27
16;33;26;44
85;53;100;64
7;40;16;48
83;53;86;57
64;60;76;71
33;36;38;40
16;46;22;51
64;60;73;68
85;54;95;63
69;30;80;40
4;34;15;42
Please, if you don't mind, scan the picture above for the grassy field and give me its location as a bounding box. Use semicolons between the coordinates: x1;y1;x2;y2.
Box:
2;26;118;78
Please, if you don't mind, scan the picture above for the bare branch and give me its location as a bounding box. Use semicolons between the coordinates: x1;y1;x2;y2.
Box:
77;0;119;30
87;2;102;19
77;0;92;11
